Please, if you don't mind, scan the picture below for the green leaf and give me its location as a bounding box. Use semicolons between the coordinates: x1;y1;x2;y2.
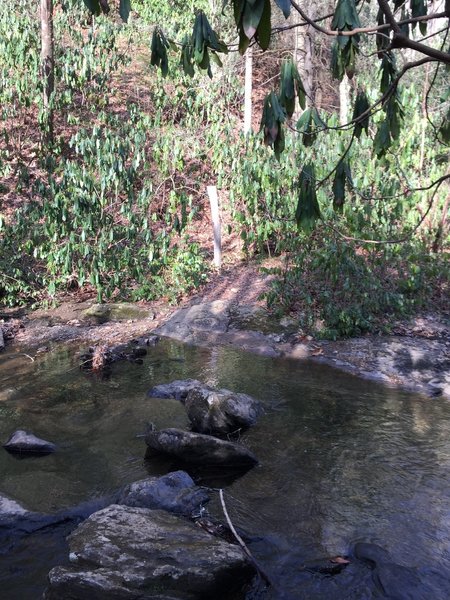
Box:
296;164;321;232
243;0;265;39
296;108;324;146
82;0;101;16
150;29;169;77
256;0;271;51
373;119;391;157
119;0;131;22
352;91;370;138
274;0;291;18
331;0;361;31
260;91;286;158
332;160;352;212
438;107;450;143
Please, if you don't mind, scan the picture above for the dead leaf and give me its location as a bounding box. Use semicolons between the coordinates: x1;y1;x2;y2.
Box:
330;556;350;564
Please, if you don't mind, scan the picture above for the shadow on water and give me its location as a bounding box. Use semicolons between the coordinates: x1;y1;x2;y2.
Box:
0;338;450;598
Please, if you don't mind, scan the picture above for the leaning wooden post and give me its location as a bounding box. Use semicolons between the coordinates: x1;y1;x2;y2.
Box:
207;185;221;269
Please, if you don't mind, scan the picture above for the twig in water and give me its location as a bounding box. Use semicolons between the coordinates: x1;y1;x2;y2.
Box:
219;489;272;588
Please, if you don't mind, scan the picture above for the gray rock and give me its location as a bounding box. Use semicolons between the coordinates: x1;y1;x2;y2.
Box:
44;504;254;599
354;542;391;565
145;427;258;467
117;471;209;517
3;429;56;455
147;379;204;403
185;386;263;434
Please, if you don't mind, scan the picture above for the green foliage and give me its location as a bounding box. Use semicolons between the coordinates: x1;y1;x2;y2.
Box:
279;58;306;117
296;164;321;232
262;232;448;339
260;92;286;158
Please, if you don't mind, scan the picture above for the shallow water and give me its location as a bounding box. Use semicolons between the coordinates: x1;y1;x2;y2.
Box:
0;338;449;598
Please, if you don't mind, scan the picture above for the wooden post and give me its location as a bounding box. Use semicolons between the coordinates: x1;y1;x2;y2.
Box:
207;186;221;269
243;46;253;135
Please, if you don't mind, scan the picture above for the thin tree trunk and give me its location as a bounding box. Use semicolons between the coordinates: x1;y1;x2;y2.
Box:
41;0;54;145
244;46;253;134
293;2;315;107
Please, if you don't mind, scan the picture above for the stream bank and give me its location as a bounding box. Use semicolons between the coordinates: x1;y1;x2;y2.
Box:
1;297;449;400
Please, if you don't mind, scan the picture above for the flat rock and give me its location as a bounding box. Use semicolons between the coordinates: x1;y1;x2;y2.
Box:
145;427;258;467
3;429;56;455
44;504;254;599
83;303;152;324
185;386;263;434
147;379;204;402
117;471;209;516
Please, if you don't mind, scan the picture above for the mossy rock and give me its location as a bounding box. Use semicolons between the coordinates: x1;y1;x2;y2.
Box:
82;303;151;324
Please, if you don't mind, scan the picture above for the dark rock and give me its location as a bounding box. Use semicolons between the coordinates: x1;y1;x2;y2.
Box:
131;346;147;358
372;562;422;600
354;543;424;600
185;386;263;434
44;504;254;600
354;542;391;565
117;471;209;517
145;427;258;467
3;430;56;455
147;379;204;403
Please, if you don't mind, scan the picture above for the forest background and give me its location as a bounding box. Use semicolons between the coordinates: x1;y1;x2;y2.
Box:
0;0;448;339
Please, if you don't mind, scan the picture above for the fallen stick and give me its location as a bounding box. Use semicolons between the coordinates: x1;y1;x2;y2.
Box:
219;489;272;587
0;326;4;351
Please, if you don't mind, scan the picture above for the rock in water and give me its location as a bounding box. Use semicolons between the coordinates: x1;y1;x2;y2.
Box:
145;427;258;467
44;505;254;600
117;470;209;517
185;386;263;434
147;379;204;402
3;430;56;455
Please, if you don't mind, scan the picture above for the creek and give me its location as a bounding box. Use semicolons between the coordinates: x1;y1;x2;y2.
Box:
0;338;449;599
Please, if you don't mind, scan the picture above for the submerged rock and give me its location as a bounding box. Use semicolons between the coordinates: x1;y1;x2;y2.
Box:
3;430;56;455
117;470;209;517
145;427;258;467
44;504;254;600
147;379;204;402
185;386;263;435
354;542;423;600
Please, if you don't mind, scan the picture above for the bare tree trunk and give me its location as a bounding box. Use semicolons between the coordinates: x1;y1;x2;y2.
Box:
293;2;315;107
243;46;253;134
41;0;54;145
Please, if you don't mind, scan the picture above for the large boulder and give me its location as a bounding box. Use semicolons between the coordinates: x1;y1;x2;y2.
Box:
145;427;258;468
3;430;56;455
147;379;204;403
44;504;254;600
185;387;263;435
117;471;209;517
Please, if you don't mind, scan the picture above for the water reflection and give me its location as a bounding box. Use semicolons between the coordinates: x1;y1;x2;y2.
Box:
0;339;449;598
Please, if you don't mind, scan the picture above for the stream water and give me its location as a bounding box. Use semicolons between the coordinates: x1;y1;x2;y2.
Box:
0;338;449;599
